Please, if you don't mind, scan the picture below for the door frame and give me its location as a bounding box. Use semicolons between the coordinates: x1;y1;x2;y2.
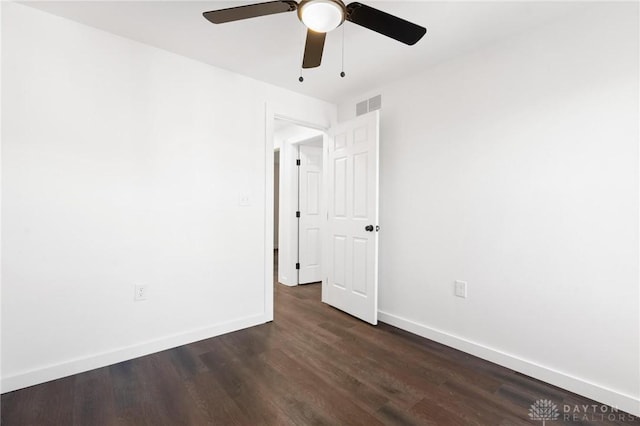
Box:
264;103;330;321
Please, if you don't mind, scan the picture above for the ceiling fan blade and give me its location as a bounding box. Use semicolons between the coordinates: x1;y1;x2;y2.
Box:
302;30;326;69
346;2;426;46
203;1;297;24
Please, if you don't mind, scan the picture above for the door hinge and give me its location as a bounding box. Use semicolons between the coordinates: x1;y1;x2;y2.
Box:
296;211;300;218
296;159;301;166
295;263;300;270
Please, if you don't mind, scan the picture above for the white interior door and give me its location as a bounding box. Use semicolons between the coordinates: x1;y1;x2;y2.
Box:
324;111;379;325
298;144;323;284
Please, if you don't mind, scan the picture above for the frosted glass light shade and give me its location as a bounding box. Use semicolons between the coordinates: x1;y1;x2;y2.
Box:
300;0;344;33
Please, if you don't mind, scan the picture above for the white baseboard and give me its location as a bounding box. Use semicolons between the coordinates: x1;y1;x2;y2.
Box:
378;310;640;417
277;279;297;287
1;313;267;394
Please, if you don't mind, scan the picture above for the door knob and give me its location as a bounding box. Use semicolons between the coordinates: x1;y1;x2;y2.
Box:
365;225;374;232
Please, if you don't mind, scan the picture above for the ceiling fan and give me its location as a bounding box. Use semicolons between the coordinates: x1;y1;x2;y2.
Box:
203;0;426;71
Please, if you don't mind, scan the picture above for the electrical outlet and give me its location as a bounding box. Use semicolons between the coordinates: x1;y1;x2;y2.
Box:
134;284;148;301
454;280;467;298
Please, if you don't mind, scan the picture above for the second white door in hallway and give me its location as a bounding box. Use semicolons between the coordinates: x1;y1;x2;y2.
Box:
298;144;323;284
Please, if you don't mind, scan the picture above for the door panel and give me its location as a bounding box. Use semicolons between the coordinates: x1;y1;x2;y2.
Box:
324;112;379;325
352;237;368;296
353;152;369;218
298;144;323;284
333;235;347;288
333;157;347;217
305;228;320;264
306;172;320;214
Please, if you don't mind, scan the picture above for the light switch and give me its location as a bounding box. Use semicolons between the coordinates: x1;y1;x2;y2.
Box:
239;194;250;206
454;280;467;298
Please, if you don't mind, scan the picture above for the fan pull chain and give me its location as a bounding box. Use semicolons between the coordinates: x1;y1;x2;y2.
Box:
340;24;346;78
299;23;305;82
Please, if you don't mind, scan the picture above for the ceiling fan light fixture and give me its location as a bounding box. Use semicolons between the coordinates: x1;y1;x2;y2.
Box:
299;0;345;33
203;0;427;73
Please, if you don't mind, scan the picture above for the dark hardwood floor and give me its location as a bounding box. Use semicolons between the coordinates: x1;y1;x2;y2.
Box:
2;272;638;425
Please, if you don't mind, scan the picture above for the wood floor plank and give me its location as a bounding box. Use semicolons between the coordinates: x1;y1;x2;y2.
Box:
264;346;385;426
73;367;119;426
165;345;210;380
1;375;75;426
402;368;501;425
376;401;425;426
109;360;150;425
267;324;391;414
273;313;426;408
440;378;536;425
184;370;255;425
200;341;323;425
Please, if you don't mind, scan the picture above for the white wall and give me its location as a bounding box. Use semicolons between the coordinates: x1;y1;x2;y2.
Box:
340;3;639;415
1;2;335;391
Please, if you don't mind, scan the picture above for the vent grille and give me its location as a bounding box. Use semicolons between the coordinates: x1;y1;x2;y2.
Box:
356;100;368;116
368;95;382;111
356;95;382;116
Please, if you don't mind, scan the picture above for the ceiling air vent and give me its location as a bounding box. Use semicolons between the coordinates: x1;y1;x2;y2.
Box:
368;95;382;111
356;95;382;116
356;100;368;116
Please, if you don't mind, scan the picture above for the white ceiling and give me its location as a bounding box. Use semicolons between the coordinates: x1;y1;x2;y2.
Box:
23;1;591;104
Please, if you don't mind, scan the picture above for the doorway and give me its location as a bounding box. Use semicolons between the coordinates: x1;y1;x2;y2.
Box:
273;118;325;287
265;106;380;325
